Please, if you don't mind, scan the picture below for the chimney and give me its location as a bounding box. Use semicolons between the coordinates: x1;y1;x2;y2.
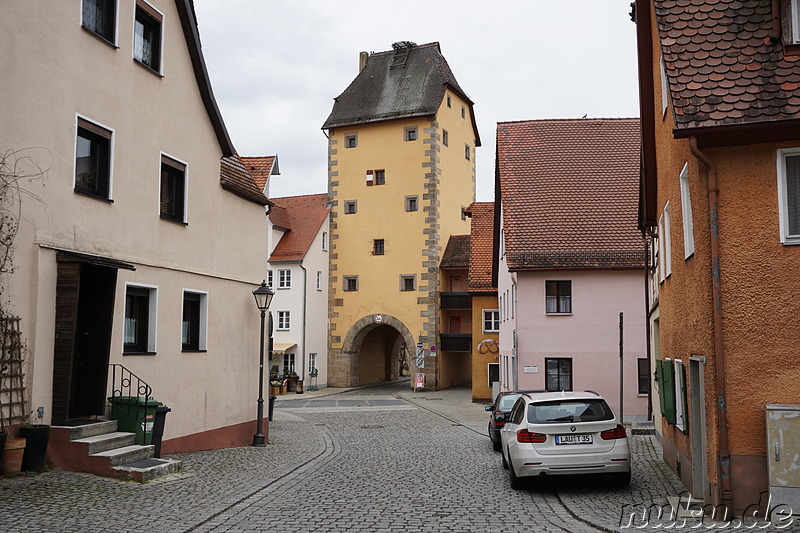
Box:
359;51;368;72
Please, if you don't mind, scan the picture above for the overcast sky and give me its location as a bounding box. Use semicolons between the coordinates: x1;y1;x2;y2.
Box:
193;1;640;202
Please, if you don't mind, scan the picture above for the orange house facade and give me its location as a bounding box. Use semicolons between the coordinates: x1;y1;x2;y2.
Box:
635;0;800;513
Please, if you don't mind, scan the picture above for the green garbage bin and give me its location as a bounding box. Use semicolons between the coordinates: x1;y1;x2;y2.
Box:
108;396;162;445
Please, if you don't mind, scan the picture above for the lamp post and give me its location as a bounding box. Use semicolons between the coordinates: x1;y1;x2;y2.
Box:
252;280;274;447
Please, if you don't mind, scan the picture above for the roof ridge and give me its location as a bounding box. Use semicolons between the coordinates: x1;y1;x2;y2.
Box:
498;117;640;125
271;192;328;201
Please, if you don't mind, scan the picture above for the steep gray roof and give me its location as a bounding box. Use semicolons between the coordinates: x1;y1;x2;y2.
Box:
322;42;479;144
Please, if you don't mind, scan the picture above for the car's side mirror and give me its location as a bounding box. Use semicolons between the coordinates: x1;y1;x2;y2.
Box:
485;405;493;411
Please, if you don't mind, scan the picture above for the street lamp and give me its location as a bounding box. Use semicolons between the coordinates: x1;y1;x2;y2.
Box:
252;280;274;447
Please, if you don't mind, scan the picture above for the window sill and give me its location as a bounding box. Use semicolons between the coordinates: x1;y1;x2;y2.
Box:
545;312;572;316
133;58;164;78
160;214;188;226
182;349;207;354
123;351;156;356
82;26;118;49
780;238;800;246
637;393;649;397
277;287;291;290
75;188;113;203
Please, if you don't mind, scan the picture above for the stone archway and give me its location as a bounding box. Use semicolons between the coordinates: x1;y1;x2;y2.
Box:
329;314;415;387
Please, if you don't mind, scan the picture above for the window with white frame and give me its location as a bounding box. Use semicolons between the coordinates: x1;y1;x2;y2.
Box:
160;155;187;223
75;116;113;200
182;290;207;351
82;0;117;44
308;353;317;375
658;214;666;283
283;352;295;374
124;284;157;353
777;148;800;244
267;270;273;288
674;359;687;432
133;0;162;73
663;202;672;277
278;269;291;289
277;310;290;330
483;310;500;332
679;163;695;258
545;280;572;314
660;56;669;115
316;271;323;291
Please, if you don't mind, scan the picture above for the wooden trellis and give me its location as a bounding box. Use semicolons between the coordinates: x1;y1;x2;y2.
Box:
0;315;26;430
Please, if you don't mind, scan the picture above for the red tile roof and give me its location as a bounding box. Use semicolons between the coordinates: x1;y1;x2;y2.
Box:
219;154;269;206
268;194;330;262
240;155;279;192
269;205;292;231
465;202;496;292
654;0;800;131
496;118;644;270
441;235;470;269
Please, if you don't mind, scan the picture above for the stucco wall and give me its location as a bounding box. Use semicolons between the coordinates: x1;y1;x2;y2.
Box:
1;1;266;444
327;90;474;388
471;294;499;402
507;269;648;419
648;2;800;506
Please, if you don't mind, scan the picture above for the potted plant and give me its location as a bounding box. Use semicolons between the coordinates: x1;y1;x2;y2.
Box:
269;379;285;396
20;412;50;472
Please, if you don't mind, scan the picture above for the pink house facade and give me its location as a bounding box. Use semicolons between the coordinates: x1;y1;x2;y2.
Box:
494;118;649;421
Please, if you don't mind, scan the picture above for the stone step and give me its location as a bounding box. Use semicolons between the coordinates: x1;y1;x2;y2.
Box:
72;431;136;455
90;444;154;467
51;420;118;440
113;458;182;483
631;421;656;435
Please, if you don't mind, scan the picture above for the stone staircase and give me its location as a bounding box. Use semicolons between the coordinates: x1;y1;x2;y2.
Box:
47;419;181;482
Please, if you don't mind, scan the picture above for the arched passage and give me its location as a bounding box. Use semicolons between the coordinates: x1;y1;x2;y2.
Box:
339;314;415;387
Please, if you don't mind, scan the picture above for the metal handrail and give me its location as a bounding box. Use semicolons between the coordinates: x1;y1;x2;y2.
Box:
108;364;153;439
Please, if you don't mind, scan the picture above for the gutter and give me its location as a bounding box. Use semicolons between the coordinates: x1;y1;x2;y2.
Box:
689;136;733;513
299;261;308;381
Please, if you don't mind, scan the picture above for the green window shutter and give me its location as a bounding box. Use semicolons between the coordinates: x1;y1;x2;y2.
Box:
662;360;676;425
656;360;667;416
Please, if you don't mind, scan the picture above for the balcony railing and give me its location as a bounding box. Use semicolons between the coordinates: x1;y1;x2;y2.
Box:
440;292;471;309
440;333;472;352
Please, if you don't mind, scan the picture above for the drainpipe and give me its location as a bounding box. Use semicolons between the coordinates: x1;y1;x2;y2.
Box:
689;136;733;512
643;233;653;421
299;261;308;381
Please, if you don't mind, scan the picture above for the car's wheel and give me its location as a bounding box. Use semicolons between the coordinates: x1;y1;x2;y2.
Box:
612;471;631;487
501;448;509;469
508;451;525;490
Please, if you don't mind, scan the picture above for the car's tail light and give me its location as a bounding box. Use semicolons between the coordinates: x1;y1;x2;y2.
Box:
517;429;546;443
601;424;627;440
495;420;505;428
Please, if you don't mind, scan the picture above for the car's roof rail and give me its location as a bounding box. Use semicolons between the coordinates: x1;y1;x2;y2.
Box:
584;390;600;396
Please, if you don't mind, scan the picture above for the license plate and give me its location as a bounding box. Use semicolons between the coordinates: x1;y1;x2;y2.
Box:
556;434;592;445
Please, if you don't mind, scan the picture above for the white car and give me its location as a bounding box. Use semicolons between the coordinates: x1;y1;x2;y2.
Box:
499;391;631;489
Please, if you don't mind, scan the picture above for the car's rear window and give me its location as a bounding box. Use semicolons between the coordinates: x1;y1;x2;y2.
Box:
527;399;614;424
498;394;521;410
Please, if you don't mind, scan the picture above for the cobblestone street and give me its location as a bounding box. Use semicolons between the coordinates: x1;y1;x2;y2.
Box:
0;381;797;532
